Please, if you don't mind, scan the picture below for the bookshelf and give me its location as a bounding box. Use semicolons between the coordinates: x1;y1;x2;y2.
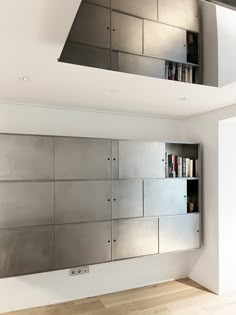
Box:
165;142;201;216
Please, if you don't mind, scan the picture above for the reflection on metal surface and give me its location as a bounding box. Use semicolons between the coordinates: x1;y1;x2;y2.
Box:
159;214;200;253
113;218;159;260
59;0;200;81
0;227;54;277
55;221;112;268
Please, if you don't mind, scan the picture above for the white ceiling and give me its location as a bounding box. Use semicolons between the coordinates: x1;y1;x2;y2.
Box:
0;0;236;119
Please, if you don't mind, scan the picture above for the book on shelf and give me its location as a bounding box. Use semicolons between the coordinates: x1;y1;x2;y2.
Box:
165;62;196;84
177;64;182;82
166;154;199;178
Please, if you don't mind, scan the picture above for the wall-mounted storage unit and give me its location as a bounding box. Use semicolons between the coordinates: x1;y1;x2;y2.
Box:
118;140;165;179
144;179;187;217
112;180;143;219
59;0;201;84
159;213;200;253
55;221;112;268
112;218;159;260
69;2;111;49
0;134;201;278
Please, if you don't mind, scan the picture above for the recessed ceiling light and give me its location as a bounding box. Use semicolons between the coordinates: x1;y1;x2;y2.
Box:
110;89;119;93
179;97;187;101
19;76;30;81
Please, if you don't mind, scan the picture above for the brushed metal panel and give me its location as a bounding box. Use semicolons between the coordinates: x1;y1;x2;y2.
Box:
84;0;110;8
111;0;157;20
55;138;112;179
113;218;158;260
112;140;119;179
55;181;112;224
60;42;111;70
0;135;54;180
144;21;187;63
0;182;54;229
159;214;200;253
144;179;187;217
69;2;111;49
118;141;165;179
113;180;143;219
0;227;54;277
118;53;165;79
112;12;142;54
55;221;111;268
158;0;199;32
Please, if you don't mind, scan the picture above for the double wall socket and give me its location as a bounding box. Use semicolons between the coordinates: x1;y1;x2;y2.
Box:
69;266;89;276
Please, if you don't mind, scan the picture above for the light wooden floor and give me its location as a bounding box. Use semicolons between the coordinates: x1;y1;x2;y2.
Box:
5;278;236;315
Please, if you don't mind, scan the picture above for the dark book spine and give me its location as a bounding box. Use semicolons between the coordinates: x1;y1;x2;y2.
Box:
182;158;186;177
168;154;173;177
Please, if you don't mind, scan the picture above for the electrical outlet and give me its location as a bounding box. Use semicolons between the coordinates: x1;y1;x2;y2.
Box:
69;266;89;276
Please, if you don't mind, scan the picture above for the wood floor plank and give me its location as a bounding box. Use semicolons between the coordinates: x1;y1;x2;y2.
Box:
6;278;236;315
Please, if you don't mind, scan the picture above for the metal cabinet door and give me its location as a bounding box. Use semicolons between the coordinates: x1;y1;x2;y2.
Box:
144;21;187;63
158;0;199;32
0;135;54;180
55;137;112;179
112;180;143;219
0;227;54;277
55;181;112;224
55;221;112;268
112;218;158;260
60;42;111;70
117;53;165;79
144;179;187;217
159;214;200;253
112;12;142;55
84;0;110;8
118;141;165;179
69;2;111;49
111;0;157;20
0;182;54;229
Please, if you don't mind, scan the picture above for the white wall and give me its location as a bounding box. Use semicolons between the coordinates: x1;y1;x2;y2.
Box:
217;5;236;87
201;1;236;87
0;103;197;314
201;1;218;87
185;103;236;295
218;118;236;295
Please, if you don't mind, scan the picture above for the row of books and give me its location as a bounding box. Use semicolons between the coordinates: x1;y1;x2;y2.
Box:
165;62;196;83
165;154;199;178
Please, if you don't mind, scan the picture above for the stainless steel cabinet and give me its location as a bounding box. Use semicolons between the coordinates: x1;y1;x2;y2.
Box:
111;0;158;20
144;179;187;217
112;218;158;260
55;181;112;224
69;2;111;49
118;141;165;179
55;137;112;179
117;53;165;79
0;135;54;180
159;214;200;253
0;182;54;229
60;42;112;70
112;180;143;219
112;12;142;54
84;0;110;8
0;227;54;277
158;0;199;32
144;21;187;63
55;221;112;268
